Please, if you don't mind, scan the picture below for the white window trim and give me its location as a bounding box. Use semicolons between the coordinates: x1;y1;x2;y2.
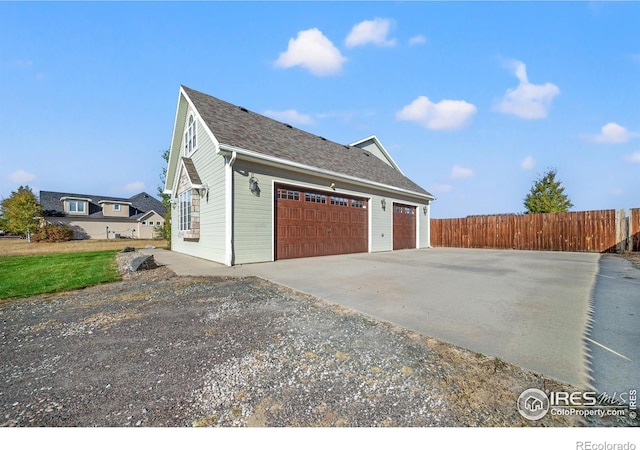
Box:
68;200;86;214
113;204;121;212
179;189;192;231
184;113;198;156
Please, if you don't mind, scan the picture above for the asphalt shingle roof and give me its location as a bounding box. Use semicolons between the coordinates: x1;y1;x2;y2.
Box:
40;191;166;220
182;86;432;198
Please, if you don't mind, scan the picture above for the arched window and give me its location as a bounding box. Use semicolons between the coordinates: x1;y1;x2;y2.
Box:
184;114;197;155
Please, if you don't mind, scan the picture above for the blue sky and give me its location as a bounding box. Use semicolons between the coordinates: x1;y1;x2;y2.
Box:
1;1;638;218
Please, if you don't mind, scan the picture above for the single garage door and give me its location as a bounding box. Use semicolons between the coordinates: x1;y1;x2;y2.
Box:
275;185;368;260
393;203;416;250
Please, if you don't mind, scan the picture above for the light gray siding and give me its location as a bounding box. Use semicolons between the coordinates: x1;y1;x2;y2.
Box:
171;116;226;264
352;140;394;168
231;159;430;264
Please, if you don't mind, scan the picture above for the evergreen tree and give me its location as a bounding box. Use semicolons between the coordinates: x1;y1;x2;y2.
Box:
155;149;172;243
524;169;573;214
0;186;42;237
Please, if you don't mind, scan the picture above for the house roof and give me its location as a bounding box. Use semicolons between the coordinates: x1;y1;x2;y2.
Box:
181;157;202;186
181;86;433;199
40;191;167;220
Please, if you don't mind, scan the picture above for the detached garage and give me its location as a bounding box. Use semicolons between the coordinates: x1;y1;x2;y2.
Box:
164;86;435;266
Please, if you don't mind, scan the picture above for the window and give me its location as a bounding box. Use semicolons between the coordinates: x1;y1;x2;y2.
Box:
113;204;121;212
68;200;86;213
142;221;147;226
351;199;366;209
277;188;300;200
179;190;192;231
184;114;197;155
305;192;326;204
330;196;349;207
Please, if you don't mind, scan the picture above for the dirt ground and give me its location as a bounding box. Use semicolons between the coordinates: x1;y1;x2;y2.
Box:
0;238;168;256
1;253;636;427
622;252;640;270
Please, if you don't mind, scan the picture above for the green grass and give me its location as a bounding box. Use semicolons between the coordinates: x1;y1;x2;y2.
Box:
0;250;121;300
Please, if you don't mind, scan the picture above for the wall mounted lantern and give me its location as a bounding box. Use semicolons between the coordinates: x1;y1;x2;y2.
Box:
423;205;428;215
381;198;386;211
249;176;261;197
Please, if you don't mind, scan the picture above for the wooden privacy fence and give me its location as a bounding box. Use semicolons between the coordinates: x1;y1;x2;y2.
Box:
431;208;640;253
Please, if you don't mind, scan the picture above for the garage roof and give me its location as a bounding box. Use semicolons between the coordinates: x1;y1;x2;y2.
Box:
182;86;433;199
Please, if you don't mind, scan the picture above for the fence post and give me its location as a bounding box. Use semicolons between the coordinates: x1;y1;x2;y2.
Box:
615;209;627;253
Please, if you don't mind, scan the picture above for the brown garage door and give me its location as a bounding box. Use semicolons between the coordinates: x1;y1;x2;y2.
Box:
393;203;416;250
275;185;368;260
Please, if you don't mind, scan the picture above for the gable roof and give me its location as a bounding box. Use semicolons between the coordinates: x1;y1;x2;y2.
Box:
180;86;433;199
40;191;167;220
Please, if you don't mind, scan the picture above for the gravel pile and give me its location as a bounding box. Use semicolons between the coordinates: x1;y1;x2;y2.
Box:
0;258;634;427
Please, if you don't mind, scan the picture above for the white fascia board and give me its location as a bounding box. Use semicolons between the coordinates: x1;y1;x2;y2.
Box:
165;89;186;193
217;143;434;202
98;200;133;206
137;210;162;221
167;87;222;197
60;196;92;202
350;135;405;175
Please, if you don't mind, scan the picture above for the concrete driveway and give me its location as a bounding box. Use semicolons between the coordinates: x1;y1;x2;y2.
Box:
144;247;600;387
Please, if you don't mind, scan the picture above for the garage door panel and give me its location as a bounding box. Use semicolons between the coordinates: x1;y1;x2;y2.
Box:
393;203;416;250
276;185;368;260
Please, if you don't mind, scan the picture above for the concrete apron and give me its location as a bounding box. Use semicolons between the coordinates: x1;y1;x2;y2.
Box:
142;247;599;388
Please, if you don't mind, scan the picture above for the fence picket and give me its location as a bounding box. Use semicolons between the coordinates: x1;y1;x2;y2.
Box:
431;208;636;253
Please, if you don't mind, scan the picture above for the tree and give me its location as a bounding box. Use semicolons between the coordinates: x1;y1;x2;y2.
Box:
523;169;574;214
155;149;172;243
0;186;42;238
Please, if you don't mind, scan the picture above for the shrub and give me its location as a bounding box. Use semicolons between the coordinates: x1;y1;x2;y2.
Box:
32;224;74;242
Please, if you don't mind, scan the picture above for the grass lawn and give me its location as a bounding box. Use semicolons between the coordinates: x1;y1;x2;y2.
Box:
0;250;121;300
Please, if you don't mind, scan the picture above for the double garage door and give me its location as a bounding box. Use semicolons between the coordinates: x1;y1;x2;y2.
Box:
275;184;417;260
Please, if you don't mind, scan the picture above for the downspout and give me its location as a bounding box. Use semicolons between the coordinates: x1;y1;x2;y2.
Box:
225;151;237;266
426;201;432;248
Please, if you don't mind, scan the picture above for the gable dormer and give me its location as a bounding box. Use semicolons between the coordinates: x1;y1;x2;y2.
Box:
350;135;405;175
98;200;131;217
60;196;90;216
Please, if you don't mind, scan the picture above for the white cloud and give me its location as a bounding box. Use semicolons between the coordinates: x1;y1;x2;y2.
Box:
493;60;560;119
275;28;346;77
264;109;313;125
624;152;640;163
408;35;427;46
345;18;396;48
8;169;36;183
124;181;145;193
451;165;473;180
396;96;477;131
610;188;624;196
591;122;633;144
431;184;453;193
521;155;536;170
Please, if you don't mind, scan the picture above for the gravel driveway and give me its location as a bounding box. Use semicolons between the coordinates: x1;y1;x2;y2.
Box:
0;256;633;427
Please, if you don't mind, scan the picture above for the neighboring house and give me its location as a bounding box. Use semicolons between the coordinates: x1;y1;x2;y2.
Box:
164;85;435;266
40;191;166;240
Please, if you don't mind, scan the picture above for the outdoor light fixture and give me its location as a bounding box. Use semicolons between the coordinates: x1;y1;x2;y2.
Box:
171;198;178;209
423;206;428;215
199;184;209;198
330;182;336;190
381;198;386;211
249;176;260;196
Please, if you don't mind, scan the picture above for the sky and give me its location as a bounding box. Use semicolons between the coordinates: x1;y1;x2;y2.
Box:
1;1;638;219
